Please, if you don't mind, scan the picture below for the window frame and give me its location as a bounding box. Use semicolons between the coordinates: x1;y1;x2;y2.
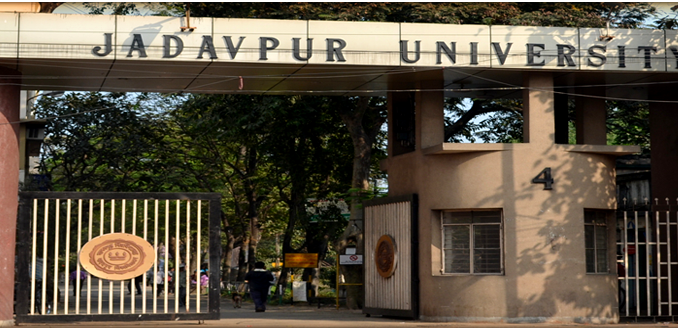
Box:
585;209;610;274
440;209;504;276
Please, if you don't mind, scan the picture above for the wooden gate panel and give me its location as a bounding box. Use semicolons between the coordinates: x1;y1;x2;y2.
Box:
363;194;418;319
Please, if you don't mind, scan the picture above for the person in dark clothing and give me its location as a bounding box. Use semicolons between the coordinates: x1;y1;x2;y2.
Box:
70;270;87;297
244;261;274;312
178;264;187;311
127;274;143;295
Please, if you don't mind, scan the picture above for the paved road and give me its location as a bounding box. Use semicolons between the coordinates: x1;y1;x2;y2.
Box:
13;280;678;329
15;299;678;328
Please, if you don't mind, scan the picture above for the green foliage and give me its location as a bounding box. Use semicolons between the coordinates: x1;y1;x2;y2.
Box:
183;2;653;28
83;2;140;15
606;101;650;155
82;2;172;16
35;92;178;192
319;265;337;290
445;98;524;143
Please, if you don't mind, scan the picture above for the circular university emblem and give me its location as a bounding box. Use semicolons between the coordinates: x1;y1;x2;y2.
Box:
79;233;156;281
375;234;397;278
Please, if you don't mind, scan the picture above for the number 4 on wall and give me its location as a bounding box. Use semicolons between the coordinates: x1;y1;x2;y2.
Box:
532;167;554;190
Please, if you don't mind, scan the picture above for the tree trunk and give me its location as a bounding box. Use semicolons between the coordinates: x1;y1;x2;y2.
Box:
245;148;261;272
221;212;235;284
39;2;63;13
237;235;250;281
276;184;304;295
335;96;385;309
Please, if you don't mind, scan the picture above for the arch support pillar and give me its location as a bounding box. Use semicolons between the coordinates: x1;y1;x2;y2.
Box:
0;67;21;326
523;72;555;146
415;79;444;150
575;86;607;145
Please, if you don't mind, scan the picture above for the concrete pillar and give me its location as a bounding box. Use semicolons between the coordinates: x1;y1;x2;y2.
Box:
523;72;555;145
650;84;678;202
575;86;607;145
0;68;20;326
415;79;444;150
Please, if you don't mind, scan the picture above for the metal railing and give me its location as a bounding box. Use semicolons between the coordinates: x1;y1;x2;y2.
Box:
617;198;678;319
15;191;221;323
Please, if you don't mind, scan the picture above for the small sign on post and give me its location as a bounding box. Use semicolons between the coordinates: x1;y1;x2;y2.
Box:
292;281;307;302
339;254;363;265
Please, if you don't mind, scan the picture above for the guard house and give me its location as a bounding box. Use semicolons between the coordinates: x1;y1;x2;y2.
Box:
1;12;678;325
373;70;635;323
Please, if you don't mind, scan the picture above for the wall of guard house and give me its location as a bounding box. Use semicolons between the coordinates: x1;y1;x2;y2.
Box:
381;72;635;323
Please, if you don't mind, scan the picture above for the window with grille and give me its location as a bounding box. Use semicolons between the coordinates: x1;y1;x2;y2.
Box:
585;210;609;274
442;210;503;275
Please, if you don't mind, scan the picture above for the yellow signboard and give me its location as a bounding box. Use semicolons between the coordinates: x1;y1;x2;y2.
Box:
284;253;318;268
79;233;156;281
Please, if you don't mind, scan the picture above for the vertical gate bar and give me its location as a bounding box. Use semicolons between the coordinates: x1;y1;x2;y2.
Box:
141;199;147;314
98;199;103;315
53;199;60;314
30;199;37;315
109;200;115;313
122;199;126;233
76;199;83;314
185;200;190;312
624;210;629;317
635;211;640;316
196;200;201;312
374;205;378;308
374;206;378;308
440;212;444;276
88;199;93;315
175;200;180;313
64;199;72;315
670;207;674;316
646;210;651;315
142;199;148;313
132;199;137;314
153;199;158;314
41;199;48;315
164;200;169;313
656;209;662;316
120;200;125;314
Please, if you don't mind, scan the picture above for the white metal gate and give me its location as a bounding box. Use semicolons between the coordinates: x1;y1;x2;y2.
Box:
363;194;418;319
15;191;221;323
617;198;678;319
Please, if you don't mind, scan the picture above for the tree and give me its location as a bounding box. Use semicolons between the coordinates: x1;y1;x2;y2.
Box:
606;101;650;156
172;94;282;282
258;95;353;293
329;96;387;308
172;94;357;291
655;4;678;29
175;1;658;309
35;92;174;192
